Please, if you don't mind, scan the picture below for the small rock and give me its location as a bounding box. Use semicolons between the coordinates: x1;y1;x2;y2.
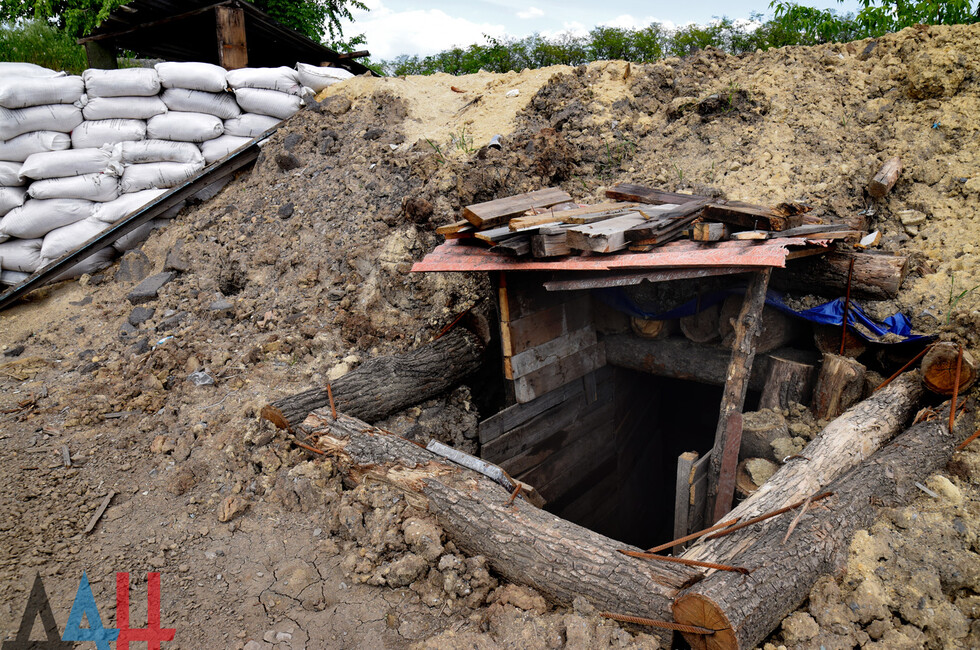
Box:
3;345;25;358
275;153;302;171
128;306;155;327
129;339;150;355
217;496;248;522
491;584;548;614
118;322;137;339
363;127;384;140
781;611;820;645
127;272;175;305
209;299;233;316
771;436;806;461
156;312;187;331
172;436;191;462
323;96;351;115
150;435;174;454
164;241;190;273
925;474;963;505
243;641;266;650
283;133;303;151
277;203;294;219
115;250;152;284
386;553;428;588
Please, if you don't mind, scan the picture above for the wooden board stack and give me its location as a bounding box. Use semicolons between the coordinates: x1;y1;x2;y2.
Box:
435;183;862;258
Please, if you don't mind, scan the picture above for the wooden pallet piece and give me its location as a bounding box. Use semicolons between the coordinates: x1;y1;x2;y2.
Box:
624;198;710;242
605;184;707;205
509;202;638;230
462;187;573;229
566;212;649;253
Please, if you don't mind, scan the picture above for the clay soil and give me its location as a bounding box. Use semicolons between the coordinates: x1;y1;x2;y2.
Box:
1;23;979;649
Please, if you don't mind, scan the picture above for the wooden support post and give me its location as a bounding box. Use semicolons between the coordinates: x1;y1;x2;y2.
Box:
83;39;118;69
215;5;248;70
673;451;698;549
707;269;771;522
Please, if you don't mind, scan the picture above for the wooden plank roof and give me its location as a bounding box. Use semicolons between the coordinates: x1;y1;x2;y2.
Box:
79;0;374;75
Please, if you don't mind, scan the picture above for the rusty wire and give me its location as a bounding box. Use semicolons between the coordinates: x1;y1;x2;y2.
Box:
600;612;715;635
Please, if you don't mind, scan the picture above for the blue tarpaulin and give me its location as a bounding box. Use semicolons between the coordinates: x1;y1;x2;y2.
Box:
595;286;932;345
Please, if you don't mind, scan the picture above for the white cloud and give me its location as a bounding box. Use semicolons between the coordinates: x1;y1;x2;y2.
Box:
517;7;544;19
343;1;506;59
540;21;589;40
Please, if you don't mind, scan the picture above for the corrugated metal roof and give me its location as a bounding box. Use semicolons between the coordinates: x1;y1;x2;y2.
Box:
411;238;826;274
80;0;374;74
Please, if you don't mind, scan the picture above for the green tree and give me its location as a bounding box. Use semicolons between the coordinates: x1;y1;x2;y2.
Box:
0;18;87;73
0;0;368;48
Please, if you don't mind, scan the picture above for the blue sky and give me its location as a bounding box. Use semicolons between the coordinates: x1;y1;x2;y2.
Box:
342;0;864;60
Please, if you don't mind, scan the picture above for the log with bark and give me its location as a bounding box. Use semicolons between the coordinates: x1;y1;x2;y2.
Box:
682;371;923;569
672;401;974;650
921;341;977;395
771;250;909;300
758;355;815;411
718;298;801;354
261;329;484;431
811;353;867;420
303;410;697;646
679;303;722;343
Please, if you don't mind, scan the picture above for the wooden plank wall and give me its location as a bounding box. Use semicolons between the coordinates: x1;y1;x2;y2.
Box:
480;366;617;506
498;272;605;403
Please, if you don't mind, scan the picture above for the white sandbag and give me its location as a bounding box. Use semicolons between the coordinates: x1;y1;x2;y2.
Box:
28;173;119;202
82;96;168;120
0;105;83;141
199;134;253;164
0;270;30;286
112;220;168;253
113;140;203;165
223;113;281;137
146;112;223;142
0;162;25;186
119;161;204;193
82;68;161;98
155;62;227;92
45;247;116;282
226;67;302;94
160;88;241;119
0;62;62;78
0;238;42;272
0;186;28;216
0;75;85;109
40;217;111;261
0;198;93;239
92;189;167;223
0;132;71;162
296;62;354;92
233;88;304;120
71;119;146;149
19;147;120;180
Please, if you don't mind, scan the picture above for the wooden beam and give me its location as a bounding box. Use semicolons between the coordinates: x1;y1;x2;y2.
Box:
78;2;231;43
707;269;771;522
336;50;370;59
673;451;698;549
216;5;248;70
462;188;573;229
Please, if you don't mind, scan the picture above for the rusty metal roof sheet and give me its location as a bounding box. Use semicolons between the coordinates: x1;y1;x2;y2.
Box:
411;238;825;274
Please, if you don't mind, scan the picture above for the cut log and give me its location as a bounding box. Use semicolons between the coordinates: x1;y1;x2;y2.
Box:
682;371;923;566
739;410;789;461
462;187;573;229
758;355;816;411
812;323;866;358
921;341;977;395
604;335;818;391
673;401;972;650
811;353;866;420
707;269;771;522
718;298;800;354
304;411;697;646
630;317;677;339
261;329;484;431
772;250;909;299
679;303;722;343
867;156;902;199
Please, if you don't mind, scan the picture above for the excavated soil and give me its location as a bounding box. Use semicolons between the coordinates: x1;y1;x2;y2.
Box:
1;22;979;649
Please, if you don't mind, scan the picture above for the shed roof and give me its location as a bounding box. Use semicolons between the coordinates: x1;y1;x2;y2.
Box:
79;0;374;75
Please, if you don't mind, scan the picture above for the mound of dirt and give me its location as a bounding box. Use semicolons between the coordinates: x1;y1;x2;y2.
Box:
1;22;979;649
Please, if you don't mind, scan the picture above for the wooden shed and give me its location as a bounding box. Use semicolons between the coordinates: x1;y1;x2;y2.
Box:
78;0;374;73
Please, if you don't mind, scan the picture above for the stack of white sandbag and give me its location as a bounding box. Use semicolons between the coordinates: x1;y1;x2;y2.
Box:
225;66;306;160
0;64;85;276
75;68;159;150
295;62;354;93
